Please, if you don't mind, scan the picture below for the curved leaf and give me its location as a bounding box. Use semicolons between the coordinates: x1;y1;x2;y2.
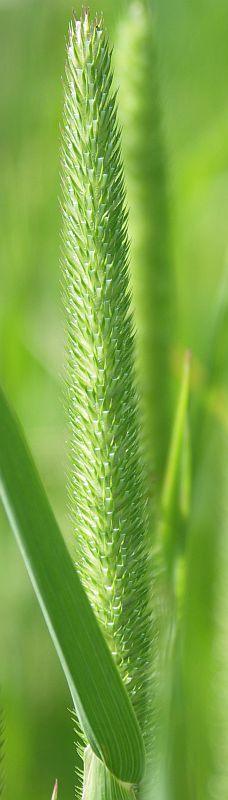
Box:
0;387;145;784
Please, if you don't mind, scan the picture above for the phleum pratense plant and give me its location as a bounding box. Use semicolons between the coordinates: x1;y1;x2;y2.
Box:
62;7;151;762
1;5;228;800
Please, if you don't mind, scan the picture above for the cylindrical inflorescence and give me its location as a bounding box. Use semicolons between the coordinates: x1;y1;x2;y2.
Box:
62;10;151;736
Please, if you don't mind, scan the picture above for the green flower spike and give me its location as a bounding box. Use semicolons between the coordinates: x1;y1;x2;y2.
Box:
62;9;151;792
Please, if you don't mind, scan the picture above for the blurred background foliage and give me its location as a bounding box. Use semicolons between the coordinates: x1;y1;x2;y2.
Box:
0;0;228;798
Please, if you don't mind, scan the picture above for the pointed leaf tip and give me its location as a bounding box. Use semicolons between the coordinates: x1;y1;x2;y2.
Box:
51;779;58;800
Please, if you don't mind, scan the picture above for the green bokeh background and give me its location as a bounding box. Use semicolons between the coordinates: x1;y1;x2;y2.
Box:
0;0;227;797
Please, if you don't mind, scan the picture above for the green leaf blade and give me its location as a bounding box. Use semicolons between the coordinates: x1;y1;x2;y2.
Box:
0;387;145;784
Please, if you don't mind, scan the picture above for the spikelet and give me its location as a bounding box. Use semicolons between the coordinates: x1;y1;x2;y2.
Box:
62;10;151;739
